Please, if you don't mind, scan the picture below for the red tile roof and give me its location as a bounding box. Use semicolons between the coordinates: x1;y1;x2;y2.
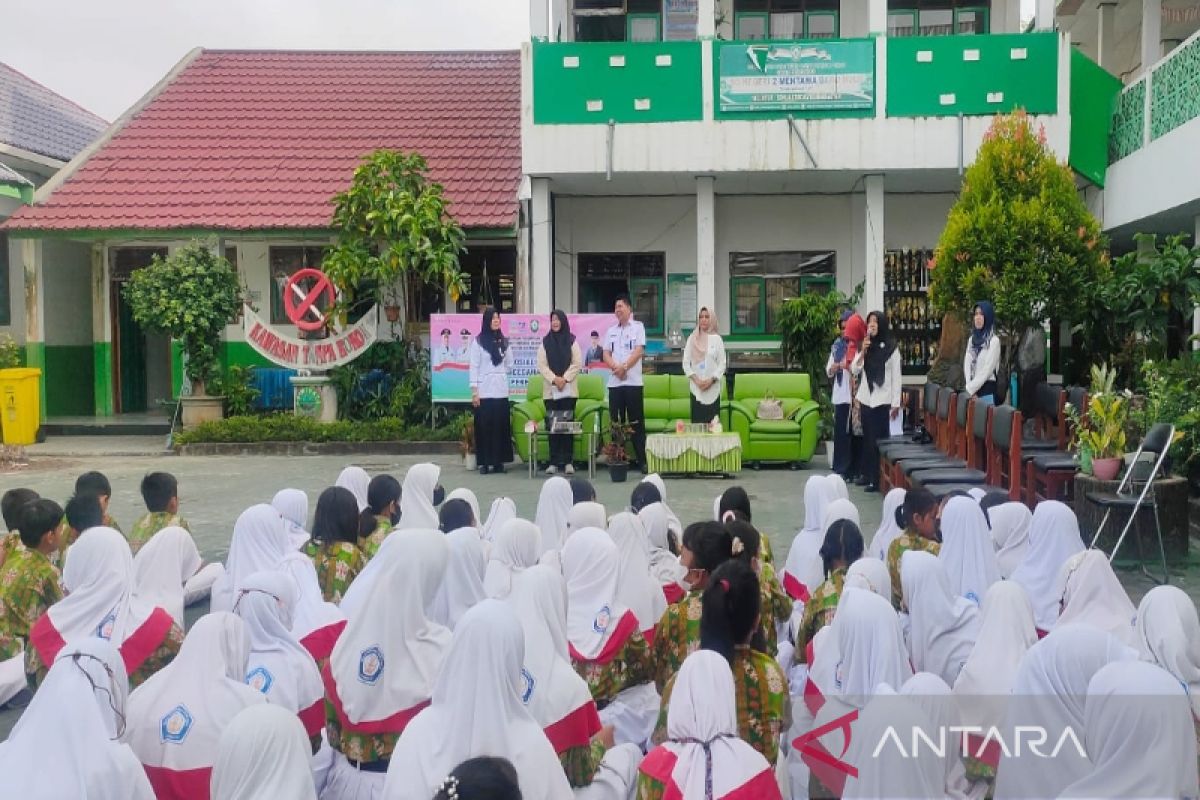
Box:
5;50;521;233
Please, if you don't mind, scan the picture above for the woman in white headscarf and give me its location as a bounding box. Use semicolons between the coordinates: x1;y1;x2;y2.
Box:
826;473;850;501
397;463;441;530
480;496;517;543
641;473;682;541
322;531;450;798
483;518;543;599
133;525;204;627
993;624;1137;799
429;528;487;631
843;687;944;800
899;550;980;687
897;672;974;800
535;475;574;555
335;467;370;513
0;638;155;800
272;488;311;549
845;556;891;603
1053;549;1138;646
211;704;318;800
640;650;780;800
210;504;292;614
638;501;688;603
29;526;182;689
937;495;1001;606
567;500;607;536
986;501;1032;578
444;488;481;529
1008;499;1085;634
870;487;906;561
383;600;574;800
1136;585;1200;720
607;512;668;641
783;475;840;601
126;613;266;800
234;570;325;744
279;552;345;664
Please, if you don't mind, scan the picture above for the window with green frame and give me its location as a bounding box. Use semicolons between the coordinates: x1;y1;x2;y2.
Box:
578;253;666;335
728;250;835;335
733;0;839;40
887;1;989;36
574;0;665;42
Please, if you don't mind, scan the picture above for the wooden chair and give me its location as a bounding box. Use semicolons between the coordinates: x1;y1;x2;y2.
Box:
1024;386;1088;508
907;395;988;488
986;404;1025;502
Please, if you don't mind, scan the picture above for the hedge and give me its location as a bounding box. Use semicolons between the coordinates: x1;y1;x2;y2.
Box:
173;414;462;445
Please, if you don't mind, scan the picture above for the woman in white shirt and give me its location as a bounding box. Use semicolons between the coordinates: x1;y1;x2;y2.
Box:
827;310;866;481
681;306;727;423
963;300;1000;404
851;310;901;493
469;308;513;475
536;309;583;476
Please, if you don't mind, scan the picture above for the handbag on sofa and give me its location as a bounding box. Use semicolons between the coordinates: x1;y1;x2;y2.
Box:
756;392;784;420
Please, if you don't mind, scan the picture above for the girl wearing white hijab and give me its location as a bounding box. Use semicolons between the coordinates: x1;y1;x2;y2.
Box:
869;487;906;560
322;530;451;798
607;512;668;642
272;488;311;549
845;556;891;603
937;495;1001;606
126;613;266;800
279;552;345;663
483;518;543;599
0;638;155;800
1053;549;1138;646
900;550;980;686
843;687;944;800
638;501;689;603
383;600;574;800
133;525;204;626
335;466;370;512
429;528;487;630
234;570;325;742
1061;661;1199;800
641;473;682;541
1008;499;1085;633
1136;585;1200;720
897;672;974;800
567;500;607;536
986;501;1032;578
993;624;1137;800
444;487;481;528
480;496;517;543
782;475;839;601
639;650;781;800
952;580;1037;783
535;475;574;554
398;462;441;530
29;526;181;689
211;704;318;800
210;504;292;614
826;473;850;500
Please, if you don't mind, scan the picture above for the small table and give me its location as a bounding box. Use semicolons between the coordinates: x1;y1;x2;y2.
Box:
527;429;597;479
646;432;742;476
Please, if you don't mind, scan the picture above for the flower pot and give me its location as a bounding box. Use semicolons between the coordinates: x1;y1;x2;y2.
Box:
463;453;477;471
384;306;401;322
181;395;225;429
609;462;629;483
1091;457;1121;481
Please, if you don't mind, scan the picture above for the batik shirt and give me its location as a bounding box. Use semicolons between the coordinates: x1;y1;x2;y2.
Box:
358;516;392;560
304;541;366;604
795;567;847;661
0;546;62;661
561;740;608;788
51;513;122;567
325;711;401;764
128;512;191;555
759;560;792;654
0;532;22;572
654;646;790;765
572;629;654;706
887;530;941;609
26;618;183;689
651;593;703;695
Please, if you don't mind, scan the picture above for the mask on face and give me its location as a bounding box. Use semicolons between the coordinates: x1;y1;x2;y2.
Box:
432;485;445;506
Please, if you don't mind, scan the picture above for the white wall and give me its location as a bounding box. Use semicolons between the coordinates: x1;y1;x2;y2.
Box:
1103;111;1200;231
41;240;92;346
884;193;957;250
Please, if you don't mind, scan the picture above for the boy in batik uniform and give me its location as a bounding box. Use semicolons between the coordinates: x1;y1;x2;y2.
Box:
129;472;191;554
52;471;121;566
0;499;63;703
0;488;39;568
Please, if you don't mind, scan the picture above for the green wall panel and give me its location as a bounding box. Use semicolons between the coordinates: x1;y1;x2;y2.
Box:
1108;79;1146;164
93;342;113;416
1068;50;1121;187
22;342;45;423
1150;35;1200;141
533;40;703;125
887;32;1058;118
44;346;95;417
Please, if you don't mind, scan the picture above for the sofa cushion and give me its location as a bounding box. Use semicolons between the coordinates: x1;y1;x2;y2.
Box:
644;418;671;433
750;419;802;435
733;372;811;403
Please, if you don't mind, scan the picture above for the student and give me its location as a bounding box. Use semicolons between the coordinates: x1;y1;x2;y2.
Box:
0;487;38;565
607;512;668;643
1007;500;1086;634
565;501;607;541
438;498;476;534
211;704;319;800
52;470;119;564
637;502;687;602
63;491;105;540
482;518;542;599
795;518;864;659
782;475;839;602
480;496;517;543
428;529;486;631
641;473;683;545
850;310;902;493
725;518;790;655
682;306;727;423
433;758;523;800
131;526;205;627
569;476;597;504
987;501;1032;578
603;295;647;472
538;308;583;476
1135;585;1200;719
963;300;1001;404
899;550;981;687
358;474;401;558
717;485;773;562
303;487;366;604
272;488;311;550
444;488;481;530
869;487;906;561
0;498;63;708
1054;549;1138;646
397;462;443;530
828;310;866;480
937;495;1001;606
210;504;293;614
279;552;345;665
885;488;941;609
28;526;182;689
334;466;370;512
129;471;191;555
469;308;514;475
534;475;572;554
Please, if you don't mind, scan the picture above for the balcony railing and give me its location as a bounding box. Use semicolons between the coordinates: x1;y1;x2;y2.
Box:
1109;27;1200;164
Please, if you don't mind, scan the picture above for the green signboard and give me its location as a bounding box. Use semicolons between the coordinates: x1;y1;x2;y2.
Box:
717;40;875;114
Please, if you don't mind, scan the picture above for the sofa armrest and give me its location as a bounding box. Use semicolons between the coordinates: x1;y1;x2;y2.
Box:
790;399;821;463
728;400;755;448
789;399;820;425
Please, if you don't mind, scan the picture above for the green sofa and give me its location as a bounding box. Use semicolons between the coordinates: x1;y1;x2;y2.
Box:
727;373;821;467
641;374;729;433
510;373;608;464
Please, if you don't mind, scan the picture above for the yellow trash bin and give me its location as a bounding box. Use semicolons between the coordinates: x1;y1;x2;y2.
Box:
0;367;42;446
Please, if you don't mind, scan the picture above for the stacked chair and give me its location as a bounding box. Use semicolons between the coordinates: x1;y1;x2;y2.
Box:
1024;384;1088;507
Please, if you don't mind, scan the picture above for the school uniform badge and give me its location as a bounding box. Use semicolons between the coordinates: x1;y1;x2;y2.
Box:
160;705;193;744
358;645;385;685
592;605;612;634
96;610;117;640
520;668;535;703
246;666;274;694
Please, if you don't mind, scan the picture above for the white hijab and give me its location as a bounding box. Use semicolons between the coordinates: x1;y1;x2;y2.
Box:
480;496;517;543
0;639;154;800
132;525;202;626
898;672;973;800
987;501;1032;578
638;501;688;585
335;466;370;512
429;528;487;631
483;518;542;599
1136;584;1200;718
870;488;906;561
382;600;573;800
534;476;573;554
952;580;1038;732
445;487;482;527
650;651;774;799
271;488;311;549
567;501;608;536
328;529;451;723
827;473;849;500
211;704;318;800
607;512;668;636
1008;499;1085;631
844;688;944;800
937;496;1000;605
1060;661;1199;800
398;462;441;530
211;504;292;614
642;473;682;540
562;527;636;661
279;552;344;654
784;476;840;597
1054;549;1138;646
127;613;266;775
899;550;980;687
845;557;891;603
234;570;323;721
993;624;1138;800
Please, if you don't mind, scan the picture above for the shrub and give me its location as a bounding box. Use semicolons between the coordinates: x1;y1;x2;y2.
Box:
0;335;21;369
329;339;434;426
173;413;466;445
1132;357;1200;491
210;365;261;417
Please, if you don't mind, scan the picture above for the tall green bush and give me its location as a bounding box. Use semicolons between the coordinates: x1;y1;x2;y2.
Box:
776;284;863;435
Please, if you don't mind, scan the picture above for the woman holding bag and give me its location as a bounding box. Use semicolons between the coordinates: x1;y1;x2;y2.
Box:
536;310;583;476
681;306;727;424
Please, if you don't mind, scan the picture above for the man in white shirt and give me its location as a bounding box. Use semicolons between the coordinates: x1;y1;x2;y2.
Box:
603;295;647;471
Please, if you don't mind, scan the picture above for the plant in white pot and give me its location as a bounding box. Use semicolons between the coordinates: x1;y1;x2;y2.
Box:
123;241;244;428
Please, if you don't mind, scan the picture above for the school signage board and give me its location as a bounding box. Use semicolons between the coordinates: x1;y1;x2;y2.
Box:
431;313;618;403
242;304;377;370
717;40;875;113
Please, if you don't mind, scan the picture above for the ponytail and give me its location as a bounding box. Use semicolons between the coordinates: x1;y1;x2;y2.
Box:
896;488;936;530
360;474;402;538
700;560;762;665
819;519;864;578
724;519;760;566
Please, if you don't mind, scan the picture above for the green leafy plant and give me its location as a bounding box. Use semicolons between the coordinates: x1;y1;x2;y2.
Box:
210;365;261;417
122;242;243;394
323;149;467;331
0;334;21;369
173;413;463;445
1074;363;1129;460
602;417;635;464
1131;357;1200;490
329;339;432;426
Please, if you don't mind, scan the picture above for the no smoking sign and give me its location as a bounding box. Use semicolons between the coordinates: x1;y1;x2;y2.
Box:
283;268;335;332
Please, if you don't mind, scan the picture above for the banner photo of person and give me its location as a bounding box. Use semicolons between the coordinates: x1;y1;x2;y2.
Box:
430;313;618;402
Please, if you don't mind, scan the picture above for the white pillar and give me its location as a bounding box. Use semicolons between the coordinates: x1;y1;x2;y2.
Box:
861;175;885;312
698;0;715;38
530;178;553;313
868;0;887;35
1141;0;1162;75
530;0;548;39
1097;1;1118;70
696;176;716;318
998;0;1021;33
1034;0;1056;30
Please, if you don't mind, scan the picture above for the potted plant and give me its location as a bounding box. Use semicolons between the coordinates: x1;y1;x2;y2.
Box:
124;241;244;428
1077;364;1129;481
459;416;476;471
603;417;635;482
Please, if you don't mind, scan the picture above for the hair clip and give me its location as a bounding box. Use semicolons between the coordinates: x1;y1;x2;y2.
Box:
438;774;460;800
719;578;730;591
731;536;744;555
721;510;736;523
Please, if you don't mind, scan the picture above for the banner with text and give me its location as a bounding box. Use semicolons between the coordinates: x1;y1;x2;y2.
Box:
717;40;875;113
242;305;377;370
431;313;618;403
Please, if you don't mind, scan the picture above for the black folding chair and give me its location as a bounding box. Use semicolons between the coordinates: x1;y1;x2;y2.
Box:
1085;422;1175;584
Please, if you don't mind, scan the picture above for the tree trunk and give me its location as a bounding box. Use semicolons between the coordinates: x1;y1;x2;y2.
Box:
927;313;968;390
